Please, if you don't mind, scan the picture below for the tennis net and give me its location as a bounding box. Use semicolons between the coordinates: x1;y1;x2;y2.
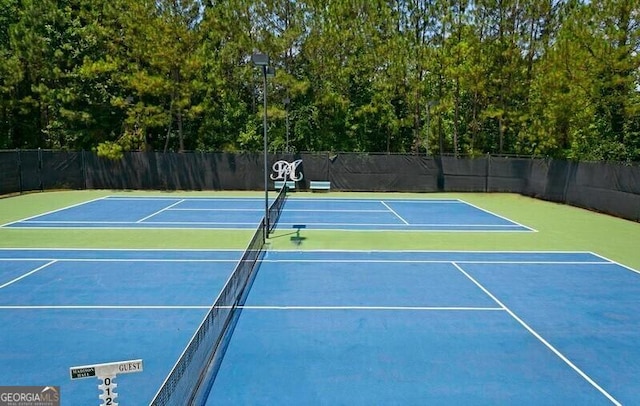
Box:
268;183;287;234
149;219;266;406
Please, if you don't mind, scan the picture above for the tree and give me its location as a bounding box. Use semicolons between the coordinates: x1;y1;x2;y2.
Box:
0;0;638;160
0;0;22;148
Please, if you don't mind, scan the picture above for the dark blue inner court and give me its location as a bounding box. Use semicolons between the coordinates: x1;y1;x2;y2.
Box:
3;196;533;231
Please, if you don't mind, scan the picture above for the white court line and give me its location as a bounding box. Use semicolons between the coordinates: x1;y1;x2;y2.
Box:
269;249;602;253
0;196;108;227
451;262;621;405
285;198;463;203
270;209;391;213
0;305;503;311
105;196;264;201
374;200;465;204
237;306;504;311
0;258;238;263
381;201;410;224
168;208;263;212
278;222;526;227
0;258;613;265
16;220;258;225
0;260;57;289
12;220;159;224
0;227;544;233
3;223;532;233
105;197;187;201
0;305;211;309
8;218;531;232
260;259;613;265
0;248;244;252
136;199;186;223
588;252;640;275
0;249;610;265
457;199;538;232
298;229;534;233
0;226;258;231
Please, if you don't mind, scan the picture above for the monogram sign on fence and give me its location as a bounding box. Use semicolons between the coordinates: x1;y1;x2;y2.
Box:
270;159;303;181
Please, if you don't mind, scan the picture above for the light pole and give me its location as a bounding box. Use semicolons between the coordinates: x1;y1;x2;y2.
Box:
426;100;437;156
284;97;290;153
252;53;274;237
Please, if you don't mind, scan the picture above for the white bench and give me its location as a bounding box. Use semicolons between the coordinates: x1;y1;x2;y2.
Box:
274;180;295;191
309;180;331;192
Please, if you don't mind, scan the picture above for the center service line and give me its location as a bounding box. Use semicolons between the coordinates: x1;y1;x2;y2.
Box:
380;201;410;225
136;199;186;223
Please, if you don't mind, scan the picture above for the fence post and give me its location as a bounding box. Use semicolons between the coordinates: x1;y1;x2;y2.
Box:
38;148;43;191
562;160;575;204
17;148;23;193
326;152;331;182
81;150;87;190
435;155;444;191
484;154;490;193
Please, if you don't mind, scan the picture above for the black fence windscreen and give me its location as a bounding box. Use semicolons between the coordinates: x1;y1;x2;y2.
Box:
19;150;42;192
0;151;20;195
41;150;84;190
2;150;639;222
565;162;640;222
328;153;439;192
487;157;531;194
440;156;488;192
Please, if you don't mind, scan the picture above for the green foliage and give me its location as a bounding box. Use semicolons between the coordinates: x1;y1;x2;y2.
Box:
0;0;639;162
95;141;124;160
94;125;145;159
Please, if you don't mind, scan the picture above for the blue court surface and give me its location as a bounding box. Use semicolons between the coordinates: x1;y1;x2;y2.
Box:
0;249;241;405
2;196;533;232
1;249;639;405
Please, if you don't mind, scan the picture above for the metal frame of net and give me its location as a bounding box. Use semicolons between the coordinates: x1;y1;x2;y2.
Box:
149;220;266;406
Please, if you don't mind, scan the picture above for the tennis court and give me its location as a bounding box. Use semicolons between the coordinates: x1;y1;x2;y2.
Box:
1;249;639;404
1;191;639;405
2;195;533;232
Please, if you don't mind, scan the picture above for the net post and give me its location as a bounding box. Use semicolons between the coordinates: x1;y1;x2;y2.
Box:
263;217;267;243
